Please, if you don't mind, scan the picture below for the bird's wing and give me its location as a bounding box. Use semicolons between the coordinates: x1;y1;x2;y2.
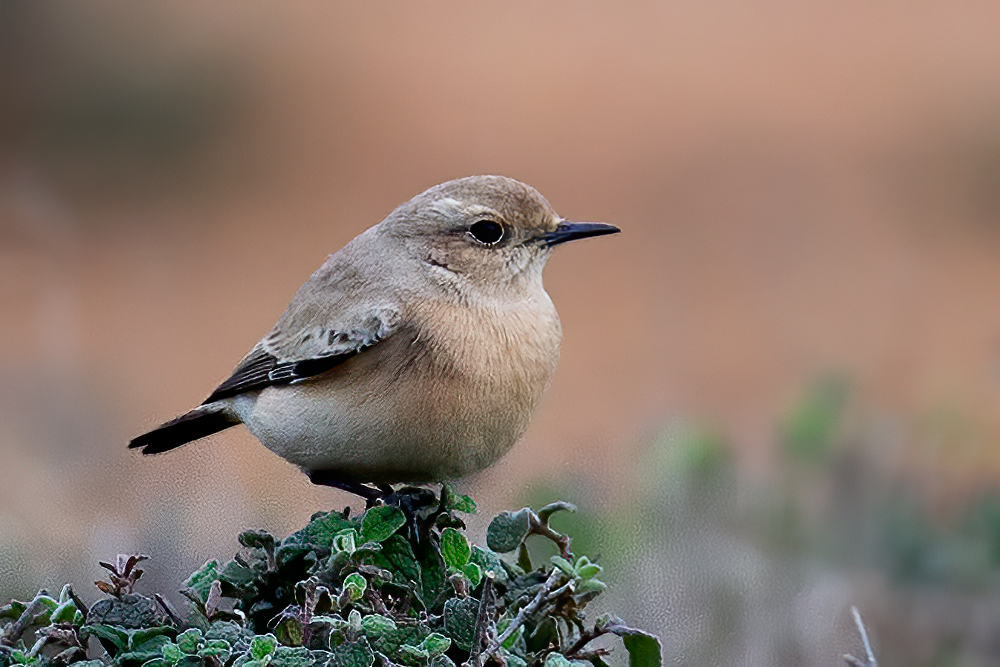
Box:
202;304;400;404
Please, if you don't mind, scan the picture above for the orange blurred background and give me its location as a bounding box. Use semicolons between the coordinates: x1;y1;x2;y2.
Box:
4;3;1000;664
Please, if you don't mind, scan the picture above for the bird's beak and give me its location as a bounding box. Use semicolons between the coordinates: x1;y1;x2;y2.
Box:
541;222;620;247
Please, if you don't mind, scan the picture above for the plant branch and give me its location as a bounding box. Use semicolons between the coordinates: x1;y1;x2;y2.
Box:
65;586;88;619
528;512;572;560
476;570;563;667
564;627;609;659
468;576;495;666
843;606;877;667
155;594;184;627
0;591;50;647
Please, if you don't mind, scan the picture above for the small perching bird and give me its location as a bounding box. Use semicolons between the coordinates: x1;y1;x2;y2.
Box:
130;175;619;500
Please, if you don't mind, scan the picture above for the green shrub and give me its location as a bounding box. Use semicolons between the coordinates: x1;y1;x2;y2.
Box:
0;486;659;667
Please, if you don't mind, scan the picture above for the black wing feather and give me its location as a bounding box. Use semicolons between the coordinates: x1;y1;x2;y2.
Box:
202;347;356;404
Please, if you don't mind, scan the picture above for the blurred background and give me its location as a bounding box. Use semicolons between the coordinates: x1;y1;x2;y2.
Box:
4;2;1000;665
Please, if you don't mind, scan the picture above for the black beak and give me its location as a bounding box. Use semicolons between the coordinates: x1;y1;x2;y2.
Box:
541;222;620;247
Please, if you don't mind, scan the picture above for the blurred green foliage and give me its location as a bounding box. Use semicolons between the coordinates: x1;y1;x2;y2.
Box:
527;378;1000;666
780;374;849;465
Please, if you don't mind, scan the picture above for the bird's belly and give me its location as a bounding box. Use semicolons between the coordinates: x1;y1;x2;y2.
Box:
238;382;518;482
236;369;549;483
235;301;560;483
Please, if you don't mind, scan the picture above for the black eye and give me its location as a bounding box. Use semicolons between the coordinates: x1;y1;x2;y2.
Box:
469;219;504;245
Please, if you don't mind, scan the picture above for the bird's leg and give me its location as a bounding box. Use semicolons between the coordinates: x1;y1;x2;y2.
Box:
308;470;386;507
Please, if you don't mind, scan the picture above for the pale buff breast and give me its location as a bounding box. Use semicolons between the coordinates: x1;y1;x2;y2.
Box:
237;293;561;482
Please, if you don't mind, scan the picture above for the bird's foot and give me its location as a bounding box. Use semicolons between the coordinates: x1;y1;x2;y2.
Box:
381;486;435;549
382;485;439;513
306;476;459;547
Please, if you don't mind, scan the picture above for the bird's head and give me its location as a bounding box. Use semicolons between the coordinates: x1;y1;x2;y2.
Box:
382;175;619;300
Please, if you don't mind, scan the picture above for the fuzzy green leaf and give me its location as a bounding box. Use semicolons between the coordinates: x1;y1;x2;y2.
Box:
440;528;471;570
369;535;421;587
121;643;170;665
550;556;576;577
175;629;204;654
418;545;447;607
348;610;363;633
501;653;526;667
0;600;26;620
328;637;375;667
486;509;531;553
360;614;396;636
201;639;233;660
270;646;317;667
251;634;278;660
443;485;477;515
83;624;130;654
399;644;429;661
333;529;359;555
87;594;158;629
469;547;506;582
621;632;662;667
8;649;36;665
221;559;257;587
575;579;607;595
360;506;406;544
525;617;558;654
131;631;175;660
206;620;249;646
517;544;532;572
421;633;452;657
184;561;221;603
500;623;522;650
442;597;479;651
274;615;305;647
543;655;573;667
462;562;483;587
344;572;367;601
50;600;79;624
365;622;425;657
35;595;58;613
542;655;590;667
239;530;277;552
161;643;184;663
130;626;176;650
298;511;356;548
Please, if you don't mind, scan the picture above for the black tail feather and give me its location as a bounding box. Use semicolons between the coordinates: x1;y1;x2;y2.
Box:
129;406;240;454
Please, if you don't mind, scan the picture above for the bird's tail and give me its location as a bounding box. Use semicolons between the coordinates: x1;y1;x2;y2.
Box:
129;404;240;455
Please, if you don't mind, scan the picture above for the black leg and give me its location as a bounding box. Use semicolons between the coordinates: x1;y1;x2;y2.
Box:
308;470;386;507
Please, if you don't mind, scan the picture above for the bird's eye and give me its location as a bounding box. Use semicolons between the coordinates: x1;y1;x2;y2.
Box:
469;219;505;245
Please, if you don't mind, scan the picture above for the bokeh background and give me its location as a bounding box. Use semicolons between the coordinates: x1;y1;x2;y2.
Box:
4;3;1000;665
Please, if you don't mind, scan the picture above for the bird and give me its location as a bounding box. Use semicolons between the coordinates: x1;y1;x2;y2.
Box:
129;175;619;501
